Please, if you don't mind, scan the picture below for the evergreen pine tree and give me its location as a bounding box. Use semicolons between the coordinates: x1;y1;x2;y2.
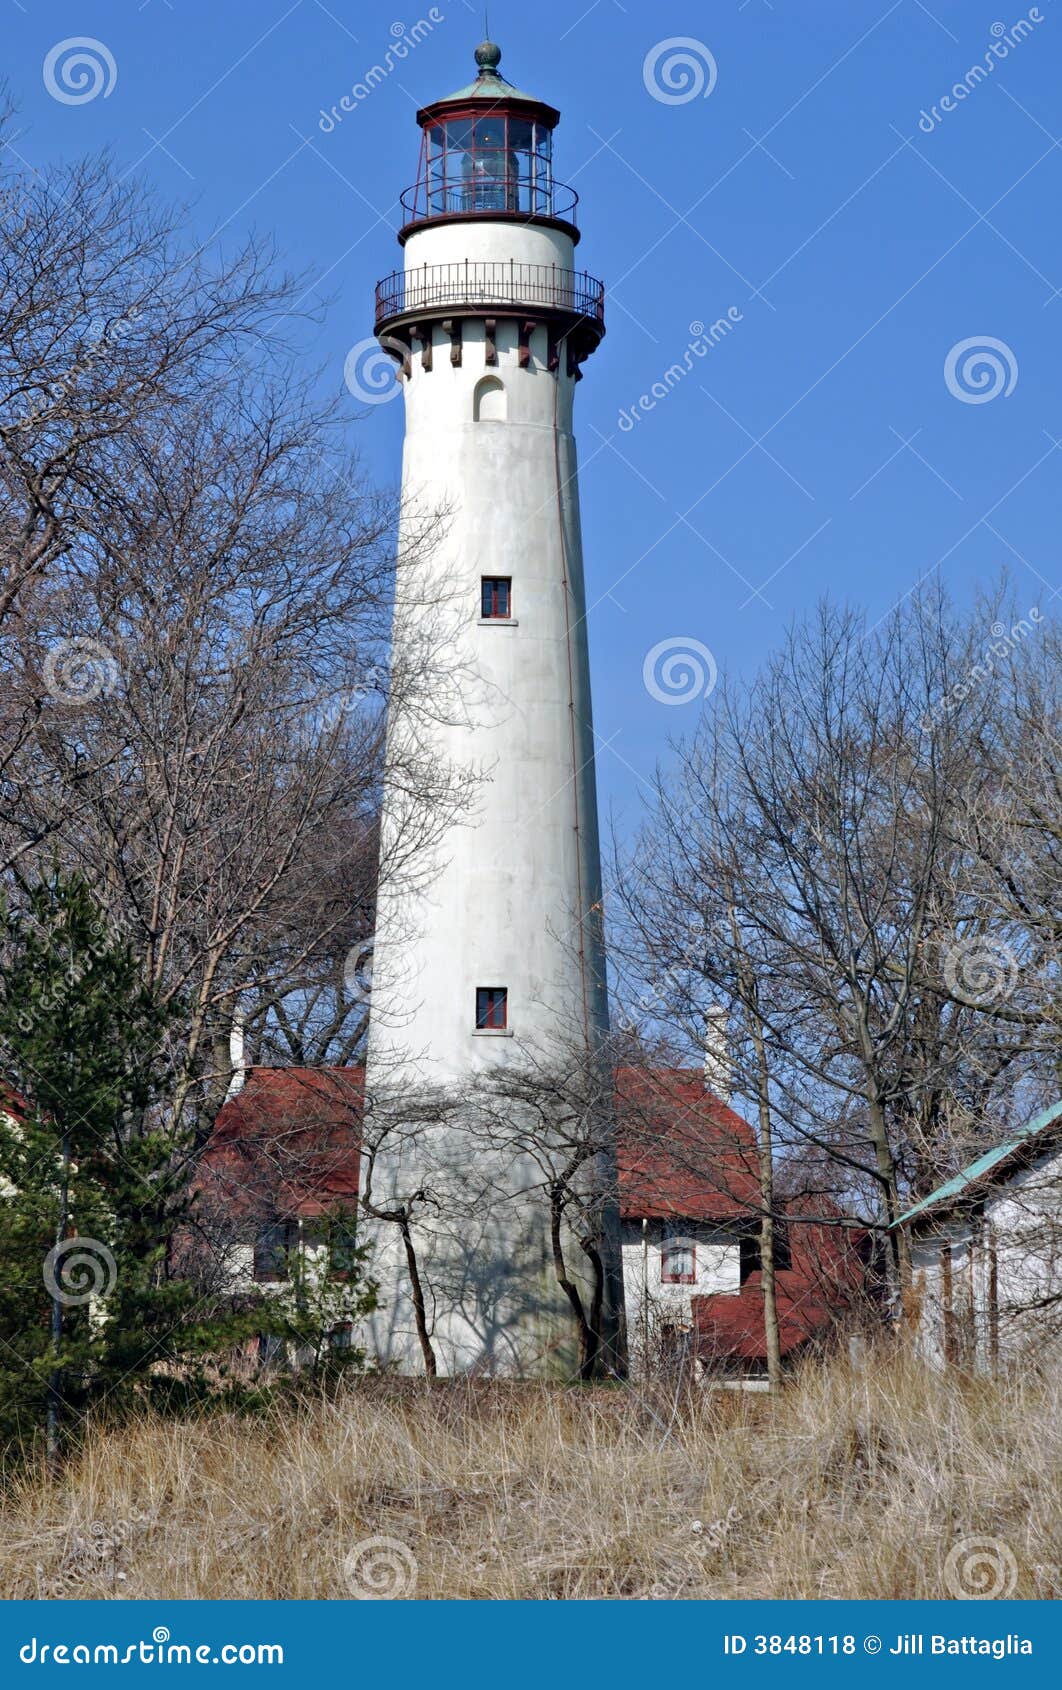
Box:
0;876;221;1458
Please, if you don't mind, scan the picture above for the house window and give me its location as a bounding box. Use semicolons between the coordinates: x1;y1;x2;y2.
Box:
257;1332;286;1370
253;1219;298;1282
475;986;508;1030
740;1225;790;1283
661;1233;696;1285
329;1214;360;1278
481;577;512;619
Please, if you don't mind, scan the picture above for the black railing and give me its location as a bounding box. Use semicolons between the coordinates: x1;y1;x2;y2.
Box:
399;175;580;226
375;261;605;329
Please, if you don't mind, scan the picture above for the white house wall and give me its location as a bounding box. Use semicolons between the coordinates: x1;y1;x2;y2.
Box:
910;1141;1062;1369
621;1220;743;1363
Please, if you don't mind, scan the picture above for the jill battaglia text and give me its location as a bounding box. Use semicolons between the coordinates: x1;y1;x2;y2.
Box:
722;1633;1034;1659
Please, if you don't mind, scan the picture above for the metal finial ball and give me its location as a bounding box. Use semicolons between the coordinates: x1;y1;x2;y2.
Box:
475;40;502;73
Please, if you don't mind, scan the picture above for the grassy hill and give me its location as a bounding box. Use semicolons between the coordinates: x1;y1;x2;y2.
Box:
2;1349;1058;1600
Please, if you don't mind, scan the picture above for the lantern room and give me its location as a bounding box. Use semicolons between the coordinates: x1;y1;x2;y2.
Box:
399;41;578;236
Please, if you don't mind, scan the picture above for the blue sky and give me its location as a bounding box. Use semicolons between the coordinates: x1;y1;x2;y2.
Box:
6;0;1061;833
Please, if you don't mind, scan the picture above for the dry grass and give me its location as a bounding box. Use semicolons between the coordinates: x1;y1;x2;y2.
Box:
2;1348;1060;1600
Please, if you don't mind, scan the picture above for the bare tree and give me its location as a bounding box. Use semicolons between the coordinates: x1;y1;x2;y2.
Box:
8;379;471;1153
613;591;1044;1318
0;118;302;871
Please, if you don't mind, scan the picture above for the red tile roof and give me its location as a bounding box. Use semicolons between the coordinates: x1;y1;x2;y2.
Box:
615;1067;760;1220
693;1206;866;1364
0;1084;26;1121
201;1067;363;1220
205;1063;763;1222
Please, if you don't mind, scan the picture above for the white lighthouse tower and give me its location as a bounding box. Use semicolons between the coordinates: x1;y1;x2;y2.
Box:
363;41;621;1375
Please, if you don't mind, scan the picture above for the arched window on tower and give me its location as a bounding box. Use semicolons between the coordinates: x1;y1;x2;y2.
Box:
473;375;506;422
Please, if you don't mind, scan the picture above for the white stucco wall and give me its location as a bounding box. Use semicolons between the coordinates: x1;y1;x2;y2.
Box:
0;1107;17;1199
368;218;604;1085
403;218;577;275
621;1220;743;1364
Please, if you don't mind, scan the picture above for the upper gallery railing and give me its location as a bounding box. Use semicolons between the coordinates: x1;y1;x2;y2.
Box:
375;260;605;329
399;175;580;225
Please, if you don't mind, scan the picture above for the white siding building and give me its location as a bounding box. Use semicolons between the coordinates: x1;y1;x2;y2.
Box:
899;1100;1062;1370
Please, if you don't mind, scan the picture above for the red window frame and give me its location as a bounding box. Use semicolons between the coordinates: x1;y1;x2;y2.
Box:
661;1236;696;1285
481;577;512;619
420;110;555;218
475;986;508;1030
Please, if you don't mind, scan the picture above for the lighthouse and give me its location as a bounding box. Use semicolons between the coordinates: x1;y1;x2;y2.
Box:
362;41;621;1375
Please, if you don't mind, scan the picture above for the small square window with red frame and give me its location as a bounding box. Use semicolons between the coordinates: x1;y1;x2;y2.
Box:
661;1235;696;1284
481;577;512;619
475;987;508;1030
